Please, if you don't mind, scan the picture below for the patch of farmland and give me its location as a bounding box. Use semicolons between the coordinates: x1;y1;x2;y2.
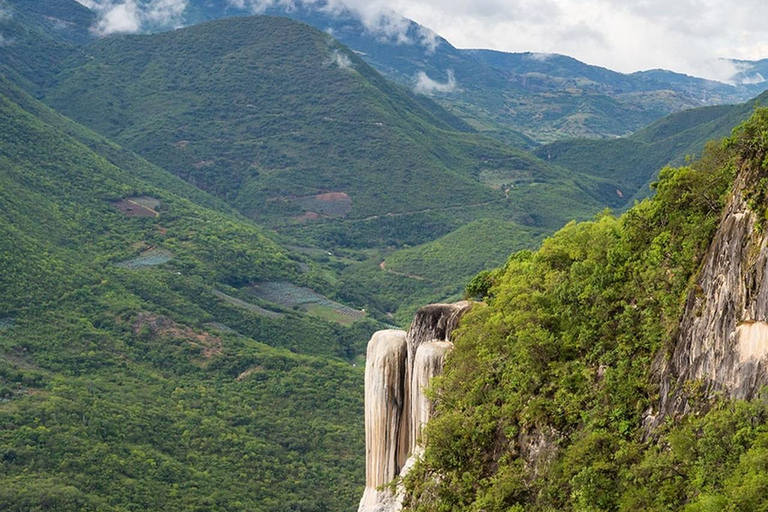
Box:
290;192;352;217
212;290;284;319
115;247;173;269
249;281;365;323
129;196;162;210
111;196;160;217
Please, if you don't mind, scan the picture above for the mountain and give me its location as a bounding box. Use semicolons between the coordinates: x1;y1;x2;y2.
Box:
535;89;768;206
0;0;94;92
728;57;768;86
386;109;768;512
40;16;619;250
0;74;383;511
66;0;768;144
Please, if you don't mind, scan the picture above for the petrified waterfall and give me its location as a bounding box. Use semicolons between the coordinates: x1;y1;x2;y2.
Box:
360;330;407;512
358;302;472;512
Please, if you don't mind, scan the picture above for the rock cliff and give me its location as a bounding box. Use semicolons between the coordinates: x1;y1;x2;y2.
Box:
653;157;768;423
358;302;472;512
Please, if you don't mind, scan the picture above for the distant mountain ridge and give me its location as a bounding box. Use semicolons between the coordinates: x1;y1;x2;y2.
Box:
55;0;768;144
536;88;768;207
4;0;765;145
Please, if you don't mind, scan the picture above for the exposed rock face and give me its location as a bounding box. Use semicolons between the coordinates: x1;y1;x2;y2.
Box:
410;341;453;447
359;330;408;512
358;302;472;512
398;301;472;469
655;170;768;422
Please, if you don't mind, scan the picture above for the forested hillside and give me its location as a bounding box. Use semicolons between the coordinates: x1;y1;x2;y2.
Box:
403;111;768;512
536;89;768;205
42;16;615;248
0;77;373;511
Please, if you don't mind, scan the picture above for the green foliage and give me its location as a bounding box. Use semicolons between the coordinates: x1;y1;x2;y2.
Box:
535;91;768;207
403;113;762;512
41;15;614;253
0;77;376;510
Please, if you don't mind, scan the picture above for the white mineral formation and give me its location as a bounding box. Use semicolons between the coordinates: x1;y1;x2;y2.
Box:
410;341;453;446
359;329;408;512
358;302;472;512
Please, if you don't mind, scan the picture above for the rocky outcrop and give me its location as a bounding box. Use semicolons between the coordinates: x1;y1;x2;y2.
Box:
359;330;408;512
653;168;768;423
410;341;453;448
358;302;472;512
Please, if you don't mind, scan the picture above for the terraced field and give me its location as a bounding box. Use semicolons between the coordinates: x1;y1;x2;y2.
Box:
212;290;284;319
115;247;173;269
248;281;366;324
290;192;352;217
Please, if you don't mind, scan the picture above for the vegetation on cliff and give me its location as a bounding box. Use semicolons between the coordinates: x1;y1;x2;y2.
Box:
404;110;768;511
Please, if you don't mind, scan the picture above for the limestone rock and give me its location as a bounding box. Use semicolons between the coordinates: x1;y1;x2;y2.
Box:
653;168;768;424
398;301;472;468
359;330;407;512
358;302;472;512
410;341;453;447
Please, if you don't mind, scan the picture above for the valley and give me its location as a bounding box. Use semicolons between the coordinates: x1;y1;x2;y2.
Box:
1;1;768;511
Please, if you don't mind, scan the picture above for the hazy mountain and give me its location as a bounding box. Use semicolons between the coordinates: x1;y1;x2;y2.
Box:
70;0;768;144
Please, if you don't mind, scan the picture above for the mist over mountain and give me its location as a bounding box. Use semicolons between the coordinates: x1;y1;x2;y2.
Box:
59;0;768;144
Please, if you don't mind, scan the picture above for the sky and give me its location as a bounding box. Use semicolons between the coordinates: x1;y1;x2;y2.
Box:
74;0;768;82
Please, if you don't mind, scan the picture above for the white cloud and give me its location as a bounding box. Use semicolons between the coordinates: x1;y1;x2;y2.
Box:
346;0;768;80
416;25;440;54
741;73;765;85
97;2;141;34
330;49;353;70
75;0;187;35
413;69;456;95
528;52;555;62
229;0;442;52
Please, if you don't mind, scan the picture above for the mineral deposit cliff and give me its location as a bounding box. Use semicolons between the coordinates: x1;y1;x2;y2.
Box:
358;302;472;512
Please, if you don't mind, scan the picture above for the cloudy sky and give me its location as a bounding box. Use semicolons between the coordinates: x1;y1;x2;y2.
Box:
76;0;768;81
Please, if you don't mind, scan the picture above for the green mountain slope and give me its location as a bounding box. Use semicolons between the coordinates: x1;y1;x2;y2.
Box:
0;0;93;92
41;16;615;249
535;89;768;205
84;0;768;144
0;77;372;511
404;110;768;512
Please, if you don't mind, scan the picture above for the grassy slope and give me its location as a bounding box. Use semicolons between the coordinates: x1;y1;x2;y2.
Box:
0;79;373;511
332;219;545;325
384;219;544;285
